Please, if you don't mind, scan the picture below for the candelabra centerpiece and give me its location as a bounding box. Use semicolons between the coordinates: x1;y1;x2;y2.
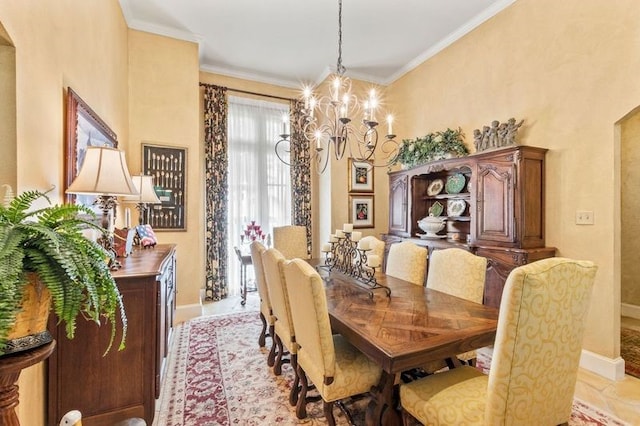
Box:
319;223;390;298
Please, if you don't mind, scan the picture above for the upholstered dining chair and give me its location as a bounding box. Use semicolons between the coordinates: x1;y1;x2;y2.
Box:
400;257;598;426
261;247;300;406
282;258;383;426
385;240;428;286
273;225;309;259
425;248;487;366
249;240;277;367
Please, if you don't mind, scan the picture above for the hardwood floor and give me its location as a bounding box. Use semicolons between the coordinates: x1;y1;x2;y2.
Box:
200;294;640;424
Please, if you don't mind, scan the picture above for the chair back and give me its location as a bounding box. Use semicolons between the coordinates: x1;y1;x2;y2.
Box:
249;241;272;319
385;240;428;286
358;235;385;266
273;225;308;259
262;247;296;350
426;248;486;303
485;257;597;425
282;258;336;378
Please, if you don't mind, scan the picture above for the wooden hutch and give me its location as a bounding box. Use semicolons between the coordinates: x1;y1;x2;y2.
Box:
385;145;555;307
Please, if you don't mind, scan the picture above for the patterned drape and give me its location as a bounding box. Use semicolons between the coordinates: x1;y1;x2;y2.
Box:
289;99;312;255
203;84;228;301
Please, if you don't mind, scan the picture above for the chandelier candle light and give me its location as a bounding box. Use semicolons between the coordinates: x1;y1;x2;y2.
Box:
275;0;400;173
319;223;390;297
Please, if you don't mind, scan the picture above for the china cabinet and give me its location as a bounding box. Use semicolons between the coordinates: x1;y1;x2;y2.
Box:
47;244;177;426
384;145;555;307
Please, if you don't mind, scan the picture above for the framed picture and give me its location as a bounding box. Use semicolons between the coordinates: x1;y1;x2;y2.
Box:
64;87;118;207
348;158;374;192
350;194;374;228
142;143;187;231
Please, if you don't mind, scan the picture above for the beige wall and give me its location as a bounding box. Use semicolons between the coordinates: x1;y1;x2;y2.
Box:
128;30;202;311
0;1;130;424
621;108;640;305
389;0;640;359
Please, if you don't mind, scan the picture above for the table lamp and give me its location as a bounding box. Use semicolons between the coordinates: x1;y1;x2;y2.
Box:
122;175;161;225
66;146;138;268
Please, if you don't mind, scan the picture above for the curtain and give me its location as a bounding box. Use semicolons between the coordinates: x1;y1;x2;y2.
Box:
289;99;312;255
227;96;291;295
203;84;228;301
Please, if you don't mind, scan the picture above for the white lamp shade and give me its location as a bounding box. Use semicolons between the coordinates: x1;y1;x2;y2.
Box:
66;147;138;196
123;175;161;204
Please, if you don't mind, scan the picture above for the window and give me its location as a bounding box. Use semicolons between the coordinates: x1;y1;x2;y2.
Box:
227;96;291;295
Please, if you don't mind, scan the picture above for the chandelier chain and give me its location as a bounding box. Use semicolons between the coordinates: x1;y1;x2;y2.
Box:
336;0;346;76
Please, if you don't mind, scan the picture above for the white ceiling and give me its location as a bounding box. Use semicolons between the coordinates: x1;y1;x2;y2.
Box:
119;0;515;88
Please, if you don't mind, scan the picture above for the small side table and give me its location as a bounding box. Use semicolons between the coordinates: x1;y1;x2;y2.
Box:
234;246;255;305
0;341;56;426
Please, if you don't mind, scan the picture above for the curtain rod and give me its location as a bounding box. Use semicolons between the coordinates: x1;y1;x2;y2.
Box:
199;83;294;102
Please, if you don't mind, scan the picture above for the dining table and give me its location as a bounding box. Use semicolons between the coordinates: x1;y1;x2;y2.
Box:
312;261;499;426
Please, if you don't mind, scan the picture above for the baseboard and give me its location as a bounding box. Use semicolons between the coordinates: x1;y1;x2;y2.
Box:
579;349;626;381
621;303;640;319
175;303;203;324
475;346;625;381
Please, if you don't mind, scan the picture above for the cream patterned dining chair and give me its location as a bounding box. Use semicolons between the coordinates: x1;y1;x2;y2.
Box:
425;248;487;367
385;240;428;286
282;258;383;426
249;240;277;367
400;257;598;426
261;247;300;406
273;225;309;259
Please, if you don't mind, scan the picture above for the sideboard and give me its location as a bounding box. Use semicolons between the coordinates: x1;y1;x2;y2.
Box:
385;145;555;307
47;244;177;426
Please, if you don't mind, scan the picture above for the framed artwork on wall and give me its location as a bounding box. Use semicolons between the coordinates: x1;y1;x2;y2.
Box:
350;194;374;228
348;158;374;192
142;143;187;231
64;87;118;208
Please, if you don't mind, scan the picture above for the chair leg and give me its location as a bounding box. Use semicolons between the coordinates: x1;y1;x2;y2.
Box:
289;353;299;406
267;324;276;367
401;408;416;426
323;400;336;426
295;364;308;419
258;312;267;347
273;334;284;375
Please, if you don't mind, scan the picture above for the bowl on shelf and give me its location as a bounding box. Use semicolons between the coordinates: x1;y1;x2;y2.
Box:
418;215;446;237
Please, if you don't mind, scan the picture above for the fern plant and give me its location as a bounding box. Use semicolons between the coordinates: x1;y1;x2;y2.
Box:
0;189;127;354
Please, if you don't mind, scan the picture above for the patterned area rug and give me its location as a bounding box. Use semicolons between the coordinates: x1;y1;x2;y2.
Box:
621;327;640;379
154;312;629;426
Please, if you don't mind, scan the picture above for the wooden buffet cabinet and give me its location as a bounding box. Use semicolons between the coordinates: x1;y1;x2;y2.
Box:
47;244;176;426
385;145;555;307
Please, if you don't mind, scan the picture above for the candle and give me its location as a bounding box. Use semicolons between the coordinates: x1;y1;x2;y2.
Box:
321;243;331;252
351;231;362;242
282;114;288;134
125;208;131;228
387;115;393;135
367;254;380;268
315;131;322;150
333;77;341;101
329;234;338;243
343;223;353;233
303;87;311;110
336;229;345;238
369;89;377;122
358;239;370;251
310;97;316;118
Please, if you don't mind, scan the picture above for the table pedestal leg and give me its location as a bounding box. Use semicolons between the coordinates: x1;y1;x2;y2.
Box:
366;370;401;426
240;263;247;306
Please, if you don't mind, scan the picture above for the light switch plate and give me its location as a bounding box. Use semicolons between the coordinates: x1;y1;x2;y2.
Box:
576;210;594;225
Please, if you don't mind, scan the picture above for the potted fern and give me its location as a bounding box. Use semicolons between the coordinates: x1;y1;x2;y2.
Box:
0;189;127;355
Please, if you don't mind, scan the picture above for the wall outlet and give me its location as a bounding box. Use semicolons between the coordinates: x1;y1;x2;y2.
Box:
576;210;594;225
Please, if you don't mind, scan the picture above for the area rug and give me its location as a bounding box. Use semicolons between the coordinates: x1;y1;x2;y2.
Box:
621;327;640;379
154;312;629;426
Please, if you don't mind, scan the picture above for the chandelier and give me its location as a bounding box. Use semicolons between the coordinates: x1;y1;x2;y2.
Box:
275;0;399;173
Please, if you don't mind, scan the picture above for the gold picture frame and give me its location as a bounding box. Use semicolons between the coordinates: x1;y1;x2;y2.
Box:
350;194;374;228
348;158;374;192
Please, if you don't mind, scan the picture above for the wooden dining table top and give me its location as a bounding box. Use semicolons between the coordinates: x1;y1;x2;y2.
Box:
314;264;500;375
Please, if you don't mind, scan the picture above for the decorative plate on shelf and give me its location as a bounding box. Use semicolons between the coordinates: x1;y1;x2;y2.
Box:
428;201;444;217
427;179;444;196
447;199;467;217
445;173;466;194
